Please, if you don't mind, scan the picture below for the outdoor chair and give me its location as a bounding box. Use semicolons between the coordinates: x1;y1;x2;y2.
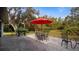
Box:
40;33;45;41
35;31;42;40
73;33;79;48
61;32;72;48
16;30;26;36
74;39;79;48
44;33;49;41
72;37;79;48
35;30;49;41
68;32;79;48
35;31;46;41
16;31;20;36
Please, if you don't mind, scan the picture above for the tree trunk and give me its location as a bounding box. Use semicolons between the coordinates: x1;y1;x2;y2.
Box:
0;7;8;37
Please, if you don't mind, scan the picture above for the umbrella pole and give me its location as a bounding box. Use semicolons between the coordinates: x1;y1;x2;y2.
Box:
41;24;42;32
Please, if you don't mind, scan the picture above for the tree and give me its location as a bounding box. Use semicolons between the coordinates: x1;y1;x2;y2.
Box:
62;7;79;36
8;7;25;26
23;7;39;31
7;7;39;31
70;7;79;26
51;17;64;30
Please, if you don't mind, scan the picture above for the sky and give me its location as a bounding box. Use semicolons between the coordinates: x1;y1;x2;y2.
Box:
34;7;71;18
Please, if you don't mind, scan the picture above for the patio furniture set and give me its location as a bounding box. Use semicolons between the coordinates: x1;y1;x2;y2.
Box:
31;17;79;49
61;32;79;49
31;18;52;41
16;31;26;36
35;31;48;41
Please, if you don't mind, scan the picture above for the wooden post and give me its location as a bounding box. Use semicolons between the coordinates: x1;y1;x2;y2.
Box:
0;20;2;48
0;20;2;37
1;23;3;37
0;7;8;37
0;20;3;37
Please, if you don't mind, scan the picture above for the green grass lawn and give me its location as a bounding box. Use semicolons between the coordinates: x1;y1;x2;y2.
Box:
3;32;16;36
3;31;35;36
49;30;62;38
3;30;79;41
3;30;61;37
3;30;62;37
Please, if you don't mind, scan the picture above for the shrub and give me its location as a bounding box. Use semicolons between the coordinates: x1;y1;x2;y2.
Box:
16;27;28;33
4;24;15;32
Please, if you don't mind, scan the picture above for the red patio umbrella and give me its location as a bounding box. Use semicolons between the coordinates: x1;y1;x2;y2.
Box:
31;18;53;31
31;18;52;24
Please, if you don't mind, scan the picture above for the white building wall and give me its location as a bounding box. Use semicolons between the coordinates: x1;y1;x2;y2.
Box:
0;20;3;37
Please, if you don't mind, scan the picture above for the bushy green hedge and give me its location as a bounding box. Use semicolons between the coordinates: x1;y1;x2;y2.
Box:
4;24;15;32
16;27;28;33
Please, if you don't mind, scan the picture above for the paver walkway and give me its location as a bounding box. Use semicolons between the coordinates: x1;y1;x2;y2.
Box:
0;34;79;51
27;34;79;51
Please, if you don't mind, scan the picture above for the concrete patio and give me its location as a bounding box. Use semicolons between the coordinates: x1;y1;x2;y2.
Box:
0;34;79;51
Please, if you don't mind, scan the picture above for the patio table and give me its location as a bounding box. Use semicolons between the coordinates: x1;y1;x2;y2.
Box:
35;31;48;41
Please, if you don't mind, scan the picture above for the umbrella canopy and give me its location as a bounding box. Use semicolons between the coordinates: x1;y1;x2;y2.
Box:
31;18;52;24
31;18;53;31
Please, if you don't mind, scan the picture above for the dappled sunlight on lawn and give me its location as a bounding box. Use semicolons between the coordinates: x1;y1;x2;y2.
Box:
49;30;62;38
3;30;62;38
3;31;35;36
3;32;16;36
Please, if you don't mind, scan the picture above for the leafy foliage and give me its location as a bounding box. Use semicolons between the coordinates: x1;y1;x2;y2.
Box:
0;7;8;24
61;7;79;37
7;7;39;31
